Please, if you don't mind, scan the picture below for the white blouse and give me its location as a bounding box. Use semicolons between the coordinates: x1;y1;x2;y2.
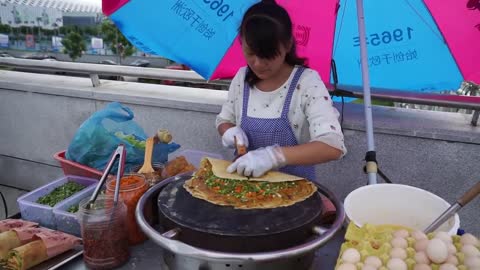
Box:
216;66;347;157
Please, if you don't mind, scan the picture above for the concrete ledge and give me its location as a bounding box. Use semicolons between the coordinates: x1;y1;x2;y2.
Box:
1;70;478;143
341;104;480;144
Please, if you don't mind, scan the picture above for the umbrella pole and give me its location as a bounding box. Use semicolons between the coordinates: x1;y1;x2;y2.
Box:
355;0;377;185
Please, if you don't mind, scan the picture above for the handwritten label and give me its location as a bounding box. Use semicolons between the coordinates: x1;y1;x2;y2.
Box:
357;49;418;67
353;27;413;47
172;0;216;40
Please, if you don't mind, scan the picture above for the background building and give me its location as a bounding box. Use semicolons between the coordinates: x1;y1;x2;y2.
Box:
0;0;101;29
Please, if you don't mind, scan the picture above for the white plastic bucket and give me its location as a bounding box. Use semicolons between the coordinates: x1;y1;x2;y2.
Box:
344;184;460;235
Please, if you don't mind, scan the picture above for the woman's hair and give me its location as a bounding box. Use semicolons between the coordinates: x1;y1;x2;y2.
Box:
240;0;307;86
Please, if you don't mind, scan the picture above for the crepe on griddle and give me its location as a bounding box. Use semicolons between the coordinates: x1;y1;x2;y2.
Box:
183;158;317;209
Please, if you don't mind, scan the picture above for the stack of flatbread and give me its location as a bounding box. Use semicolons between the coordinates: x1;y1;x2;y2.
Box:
0;219;81;270
184;158;317;209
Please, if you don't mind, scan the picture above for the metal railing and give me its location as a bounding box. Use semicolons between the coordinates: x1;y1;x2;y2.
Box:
0;58;230;87
331;88;480;126
0;58;479;126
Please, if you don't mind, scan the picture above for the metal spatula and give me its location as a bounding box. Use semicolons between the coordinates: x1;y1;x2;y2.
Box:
424;180;480;233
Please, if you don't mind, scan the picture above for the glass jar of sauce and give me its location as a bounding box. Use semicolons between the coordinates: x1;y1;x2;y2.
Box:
106;174;148;245
78;195;129;269
130;162;165;187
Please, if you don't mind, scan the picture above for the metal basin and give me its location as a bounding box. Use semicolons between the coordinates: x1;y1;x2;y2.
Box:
136;174;346;270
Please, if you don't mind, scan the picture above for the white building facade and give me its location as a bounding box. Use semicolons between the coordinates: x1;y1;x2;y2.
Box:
0;0;101;29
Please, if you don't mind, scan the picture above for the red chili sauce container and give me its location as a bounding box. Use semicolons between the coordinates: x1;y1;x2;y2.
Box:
106;174;148;245
78;195;130;269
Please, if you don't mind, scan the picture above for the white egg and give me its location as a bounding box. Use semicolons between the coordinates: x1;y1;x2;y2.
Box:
426;238;449;264
387;258;407;270
341;248;361;264
445;254;458;265
447;244;457;255
464;256;480;268
391;237;408;249
362;265;377;270
460;233;479;247
461;244;480;257
415;239;430;252
412;230;428;241
390;247;408;259
337;263;357;270
364;256;382;268
438;263;458;270
414;251;431;264
435;231;453;244
393;229;410;238
413;264;432;270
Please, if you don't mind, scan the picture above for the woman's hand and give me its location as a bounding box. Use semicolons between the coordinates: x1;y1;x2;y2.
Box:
227;145;286;177
221;126;249;149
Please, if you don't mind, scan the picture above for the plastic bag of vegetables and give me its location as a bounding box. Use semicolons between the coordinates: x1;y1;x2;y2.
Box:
65;102;180;172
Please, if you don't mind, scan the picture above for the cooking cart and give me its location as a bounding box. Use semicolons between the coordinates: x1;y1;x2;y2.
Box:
9;171;346;269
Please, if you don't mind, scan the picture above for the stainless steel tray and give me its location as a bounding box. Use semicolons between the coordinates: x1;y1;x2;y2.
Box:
31;246;83;270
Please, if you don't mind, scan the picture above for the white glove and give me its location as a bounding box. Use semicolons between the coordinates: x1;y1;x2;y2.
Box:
227;145;287;177
222;126;249;149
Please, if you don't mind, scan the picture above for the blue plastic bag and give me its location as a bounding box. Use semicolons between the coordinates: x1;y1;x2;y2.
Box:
66;102;180;172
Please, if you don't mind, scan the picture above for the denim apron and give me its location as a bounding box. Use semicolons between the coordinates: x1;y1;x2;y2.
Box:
240;67;316;181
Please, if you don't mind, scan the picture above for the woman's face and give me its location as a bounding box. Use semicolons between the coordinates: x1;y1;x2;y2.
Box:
241;39;290;80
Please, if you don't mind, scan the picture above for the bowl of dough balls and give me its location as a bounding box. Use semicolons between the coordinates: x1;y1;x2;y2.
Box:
344;184;460;235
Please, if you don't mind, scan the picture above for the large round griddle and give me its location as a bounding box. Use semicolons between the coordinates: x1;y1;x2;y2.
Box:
158;175;324;237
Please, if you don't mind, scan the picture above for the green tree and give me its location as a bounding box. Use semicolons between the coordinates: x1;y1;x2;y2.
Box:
100;20;135;63
84;25;99;37
59;25;80;35
0;24;11;33
62;32;86;61
43;29;54;36
20;26;30;35
74;26;84;35
59;26;68;35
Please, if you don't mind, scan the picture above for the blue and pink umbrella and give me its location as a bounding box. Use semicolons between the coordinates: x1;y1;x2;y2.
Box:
103;0;480;183
103;0;479;91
